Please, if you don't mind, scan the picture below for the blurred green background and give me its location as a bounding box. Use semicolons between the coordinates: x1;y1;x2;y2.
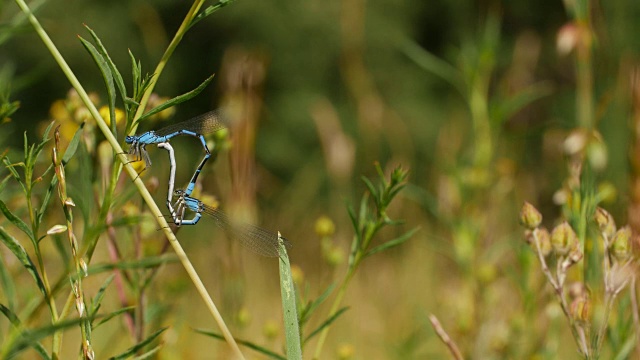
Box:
2;0;640;358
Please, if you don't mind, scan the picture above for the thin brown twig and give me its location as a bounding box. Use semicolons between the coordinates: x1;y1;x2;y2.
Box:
428;314;464;360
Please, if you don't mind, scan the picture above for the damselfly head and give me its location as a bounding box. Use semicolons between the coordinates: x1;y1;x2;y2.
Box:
124;135;135;144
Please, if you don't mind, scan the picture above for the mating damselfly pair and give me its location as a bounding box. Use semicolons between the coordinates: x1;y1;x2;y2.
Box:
125;110;290;257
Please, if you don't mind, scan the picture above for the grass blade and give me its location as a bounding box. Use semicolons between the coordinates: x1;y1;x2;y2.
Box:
278;235;302;359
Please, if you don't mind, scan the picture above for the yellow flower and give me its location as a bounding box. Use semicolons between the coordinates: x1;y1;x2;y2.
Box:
99;106;125;126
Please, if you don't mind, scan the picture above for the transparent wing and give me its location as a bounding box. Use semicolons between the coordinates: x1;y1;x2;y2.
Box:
200;203;290;257
154;109;228;137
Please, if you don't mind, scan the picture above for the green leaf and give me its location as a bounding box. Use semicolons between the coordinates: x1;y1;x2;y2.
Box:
137;73;216;123
278;237;302;359
299;283;335;326
0;226;46;297
613;335;637;360
0;200;34;241
10;317;90;357
194;329;287;360
78;36;116;134
62;122;84;164
37;173;57;229
0;174;11;196
94;306;135;329
357;193;368;230
131;344;162;360
189;0;236;30
0;304;51;360
303;307;349;343
0;254;17;310
83;255;178;278
2;157;23;189
29;121;55;170
83;25;128;111
361;176;378;200
400;38;467;100
365;227;419;258
491;81;554;125
0;303;19;325
109;327;167;360
90;274;115;316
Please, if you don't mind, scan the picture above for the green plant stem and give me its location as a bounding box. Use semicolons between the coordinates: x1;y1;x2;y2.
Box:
313;266;356;359
15;1;245;358
575;25;593;130
24;170;60;354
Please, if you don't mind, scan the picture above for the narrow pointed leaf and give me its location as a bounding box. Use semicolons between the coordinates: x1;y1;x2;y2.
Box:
84;255;178;277
278;237;302;359
0;303;19;325
299;283;335;326
37;177;57;228
11;317;91;356
400;38;467;100
61;122;84;164
137;73;215;123
131;344;162;360
0;200;33;241
90;274;115;315
0;227;46;296
0;255;17;309
32;122;54;162
84;25;128;107
0;304;51;360
109;327;167;360
303;307;349;343
0;174;11;194
78;36;116;134
194;329;287;360
361;176;377;199
189;0;236;30
94;306;135;329
365;227;419;258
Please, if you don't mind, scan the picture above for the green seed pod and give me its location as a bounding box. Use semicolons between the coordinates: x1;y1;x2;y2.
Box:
551;221;578;256
594;207;616;239
570;297;591;324
611;226;632;262
520;202;542;229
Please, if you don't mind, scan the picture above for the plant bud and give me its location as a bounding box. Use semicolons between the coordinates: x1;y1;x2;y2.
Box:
527;228;552;257
47;224;68;235
520;202;542;229
551;221;578;256
570;297;591;324
611;226;632;262
594;207;616;239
